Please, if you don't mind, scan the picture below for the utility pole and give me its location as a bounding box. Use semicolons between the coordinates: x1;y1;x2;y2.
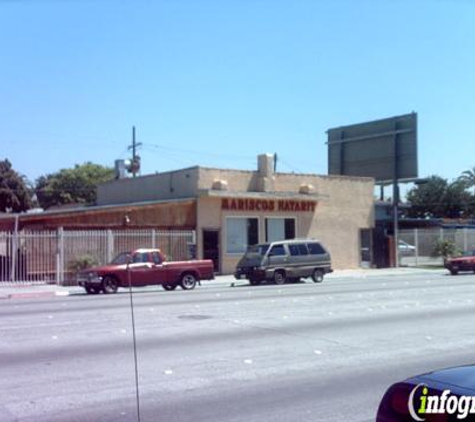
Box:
128;126;142;178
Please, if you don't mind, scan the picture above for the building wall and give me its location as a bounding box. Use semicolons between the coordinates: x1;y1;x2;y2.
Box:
97;167;200;206
0;201;197;231
196;172;374;273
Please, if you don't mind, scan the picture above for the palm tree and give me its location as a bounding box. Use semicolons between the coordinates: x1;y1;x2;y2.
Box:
458;166;475;195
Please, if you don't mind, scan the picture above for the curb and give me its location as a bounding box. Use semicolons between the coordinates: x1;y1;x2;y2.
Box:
0;291;72;300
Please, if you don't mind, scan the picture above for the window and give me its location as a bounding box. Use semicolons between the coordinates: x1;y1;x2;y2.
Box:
269;244;286;256
308;243;325;255
152;252;162;264
226;218;259;254
265;218;295;242
288;244;309;256
132;253;149;263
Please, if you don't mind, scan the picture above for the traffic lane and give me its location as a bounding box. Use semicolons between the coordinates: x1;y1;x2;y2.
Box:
2;273;475;357
2;296;475;367
0;271;470;319
2;286;475;412
2;274;475;421
13;348;475;422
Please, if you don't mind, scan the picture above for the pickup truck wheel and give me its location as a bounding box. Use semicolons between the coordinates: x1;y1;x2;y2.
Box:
102;276;118;294
312;269;324;283
163;283;177;291
85;286;100;295
274;271;286;285
180;273;197;290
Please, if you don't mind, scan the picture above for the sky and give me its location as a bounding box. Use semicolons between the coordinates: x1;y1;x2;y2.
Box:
1;0;474;187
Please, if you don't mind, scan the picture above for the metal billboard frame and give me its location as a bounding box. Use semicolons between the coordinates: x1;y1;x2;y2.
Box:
327;112;418;183
327;112;419;268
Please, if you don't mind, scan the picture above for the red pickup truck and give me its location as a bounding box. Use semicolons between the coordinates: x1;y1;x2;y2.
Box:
77;248;214;294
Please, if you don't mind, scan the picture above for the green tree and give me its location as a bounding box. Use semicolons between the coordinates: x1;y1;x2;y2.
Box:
432;239;459;260
407;175;472;218
35;162;114;209
0;159;33;212
458;166;475;195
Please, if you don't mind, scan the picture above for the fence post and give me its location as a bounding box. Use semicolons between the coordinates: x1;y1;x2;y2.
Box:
10;215;19;282
107;230;114;263
414;228;419;267
56;227;65;285
152;229;156;249
464;228;468;251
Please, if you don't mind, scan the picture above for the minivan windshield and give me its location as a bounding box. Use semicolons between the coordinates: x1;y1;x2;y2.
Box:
246;244;270;255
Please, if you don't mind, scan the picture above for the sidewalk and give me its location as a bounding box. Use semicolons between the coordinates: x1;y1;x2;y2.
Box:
0;267;446;300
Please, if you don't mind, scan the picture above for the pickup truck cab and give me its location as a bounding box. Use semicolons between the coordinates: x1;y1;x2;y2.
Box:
77;248;214;294
235;239;333;285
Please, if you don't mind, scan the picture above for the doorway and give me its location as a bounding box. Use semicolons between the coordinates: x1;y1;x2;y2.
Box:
203;230;220;273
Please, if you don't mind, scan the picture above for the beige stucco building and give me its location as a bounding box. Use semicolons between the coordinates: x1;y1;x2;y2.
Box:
97;154;375;274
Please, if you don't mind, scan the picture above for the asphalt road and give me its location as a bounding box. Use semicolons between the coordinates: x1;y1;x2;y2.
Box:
1;271;475;422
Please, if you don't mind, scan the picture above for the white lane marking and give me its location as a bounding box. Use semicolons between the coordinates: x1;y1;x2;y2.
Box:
244;359;253;365
314;349;323;355
164;369;173;375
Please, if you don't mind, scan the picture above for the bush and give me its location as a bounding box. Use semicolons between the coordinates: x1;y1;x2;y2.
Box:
431;239;459;259
68;255;99;273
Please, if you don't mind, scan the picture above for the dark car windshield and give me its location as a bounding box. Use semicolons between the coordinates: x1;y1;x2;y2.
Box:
246;244;270;255
110;252;131;265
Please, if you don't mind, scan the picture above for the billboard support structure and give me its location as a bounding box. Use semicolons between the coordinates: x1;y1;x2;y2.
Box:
327;112;418;268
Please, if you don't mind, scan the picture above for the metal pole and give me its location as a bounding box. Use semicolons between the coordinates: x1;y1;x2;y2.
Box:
127;258;141;422
393;122;399;268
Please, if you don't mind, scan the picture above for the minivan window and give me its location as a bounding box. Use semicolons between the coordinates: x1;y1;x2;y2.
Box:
289;244;309;256
247;244;270;255
269;244;286;256
308;243;325;255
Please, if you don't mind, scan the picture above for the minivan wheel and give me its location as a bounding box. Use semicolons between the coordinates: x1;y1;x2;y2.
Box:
249;278;260;286
274;271;286;285
312;269;324;283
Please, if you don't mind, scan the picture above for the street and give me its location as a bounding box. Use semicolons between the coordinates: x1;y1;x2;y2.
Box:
1;271;475;422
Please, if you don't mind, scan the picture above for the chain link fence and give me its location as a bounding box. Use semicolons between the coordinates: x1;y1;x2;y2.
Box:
398;228;475;267
0;229;196;285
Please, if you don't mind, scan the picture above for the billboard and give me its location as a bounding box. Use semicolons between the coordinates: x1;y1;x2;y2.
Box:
327;113;418;183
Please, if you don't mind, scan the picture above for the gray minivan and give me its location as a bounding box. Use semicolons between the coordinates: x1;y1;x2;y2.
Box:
234;239;332;285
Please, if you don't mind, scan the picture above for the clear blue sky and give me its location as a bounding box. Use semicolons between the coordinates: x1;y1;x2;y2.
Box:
1;0;474;185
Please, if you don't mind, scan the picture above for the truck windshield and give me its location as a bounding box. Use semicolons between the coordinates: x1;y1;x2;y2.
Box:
110;252;131;265
246;244;270;255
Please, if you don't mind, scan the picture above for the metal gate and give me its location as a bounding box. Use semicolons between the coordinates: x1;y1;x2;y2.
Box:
0;229;195;285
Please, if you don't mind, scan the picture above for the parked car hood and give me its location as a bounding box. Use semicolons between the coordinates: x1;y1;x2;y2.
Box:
237;253;264;268
79;264;126;274
413;365;475;393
